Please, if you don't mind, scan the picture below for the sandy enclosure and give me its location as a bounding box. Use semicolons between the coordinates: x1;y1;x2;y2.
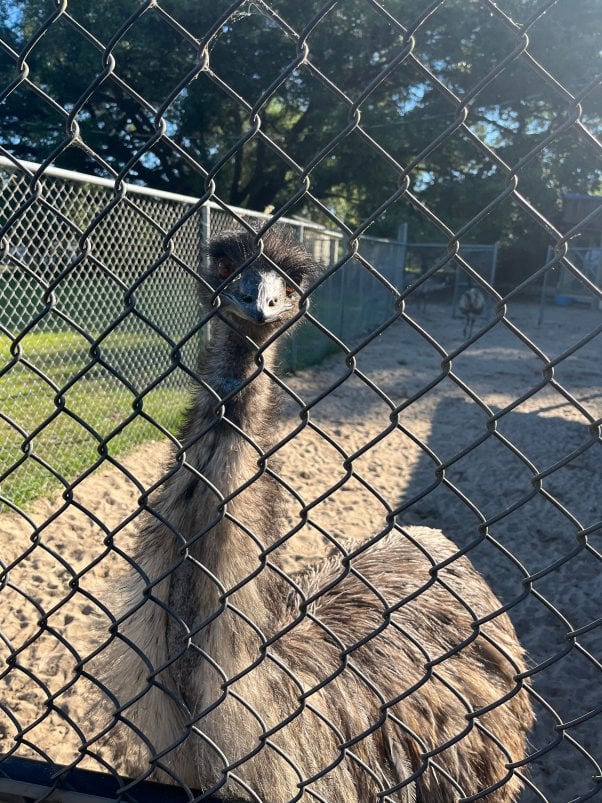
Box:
0;300;600;801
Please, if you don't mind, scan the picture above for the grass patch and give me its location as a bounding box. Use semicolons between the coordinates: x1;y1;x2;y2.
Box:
0;377;189;509
0;328;191;510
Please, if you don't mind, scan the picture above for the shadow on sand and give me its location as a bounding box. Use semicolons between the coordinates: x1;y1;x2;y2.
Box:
396;395;600;801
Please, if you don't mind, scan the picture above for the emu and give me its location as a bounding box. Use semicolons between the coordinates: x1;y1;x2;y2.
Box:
95;229;534;802
458;286;486;337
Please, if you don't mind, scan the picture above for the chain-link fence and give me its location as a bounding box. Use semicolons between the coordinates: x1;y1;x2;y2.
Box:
538;245;602;323
400;241;498;320
0;157;417;506
0;1;600;802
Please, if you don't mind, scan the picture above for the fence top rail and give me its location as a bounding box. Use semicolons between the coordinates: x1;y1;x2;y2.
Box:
2;158;504;256
0;155;330;235
356;233;403;245
405;241;498;249
0;154;203;206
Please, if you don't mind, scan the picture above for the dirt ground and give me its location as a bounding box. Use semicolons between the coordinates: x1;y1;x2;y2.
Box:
0;299;600;801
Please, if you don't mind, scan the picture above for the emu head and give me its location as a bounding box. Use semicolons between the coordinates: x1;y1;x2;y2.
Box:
202;228;319;340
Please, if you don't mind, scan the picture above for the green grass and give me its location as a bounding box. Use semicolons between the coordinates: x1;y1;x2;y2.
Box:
0;329;191;509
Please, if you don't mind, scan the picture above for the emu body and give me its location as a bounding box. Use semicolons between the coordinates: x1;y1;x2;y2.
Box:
459;287;486;337
98;231;534;802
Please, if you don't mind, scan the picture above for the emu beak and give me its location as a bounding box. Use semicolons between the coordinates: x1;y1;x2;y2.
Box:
221;269;293;324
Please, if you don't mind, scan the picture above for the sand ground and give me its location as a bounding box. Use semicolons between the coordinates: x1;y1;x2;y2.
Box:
0;299;600;801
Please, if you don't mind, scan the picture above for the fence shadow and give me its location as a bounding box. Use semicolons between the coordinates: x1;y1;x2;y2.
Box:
397;395;600;801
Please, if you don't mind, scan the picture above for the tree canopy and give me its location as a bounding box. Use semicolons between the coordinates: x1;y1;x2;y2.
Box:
1;0;599;267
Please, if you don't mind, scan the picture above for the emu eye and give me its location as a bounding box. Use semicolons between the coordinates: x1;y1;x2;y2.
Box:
217;257;236;279
285;284;296;297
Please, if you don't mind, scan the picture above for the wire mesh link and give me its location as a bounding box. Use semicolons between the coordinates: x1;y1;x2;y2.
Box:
0;1;600;802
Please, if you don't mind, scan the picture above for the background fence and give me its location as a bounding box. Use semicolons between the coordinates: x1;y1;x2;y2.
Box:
1;156;498;508
0;1;601;802
538;245;602;323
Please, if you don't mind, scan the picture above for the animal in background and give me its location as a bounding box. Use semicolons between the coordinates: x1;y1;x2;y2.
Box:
459;285;486;336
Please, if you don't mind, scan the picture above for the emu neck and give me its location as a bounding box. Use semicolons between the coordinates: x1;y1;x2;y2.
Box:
195;319;278;428
181;318;281;559
162;319;285;680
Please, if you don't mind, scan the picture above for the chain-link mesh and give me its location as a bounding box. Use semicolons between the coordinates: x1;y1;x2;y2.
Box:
540;244;602;313
0;162;415;506
0;1;600;802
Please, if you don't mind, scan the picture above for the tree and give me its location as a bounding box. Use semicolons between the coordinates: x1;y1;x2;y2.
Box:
1;0;599;272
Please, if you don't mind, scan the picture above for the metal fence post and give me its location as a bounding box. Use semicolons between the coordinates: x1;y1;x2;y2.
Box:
201;202;211;252
397;221;408;291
